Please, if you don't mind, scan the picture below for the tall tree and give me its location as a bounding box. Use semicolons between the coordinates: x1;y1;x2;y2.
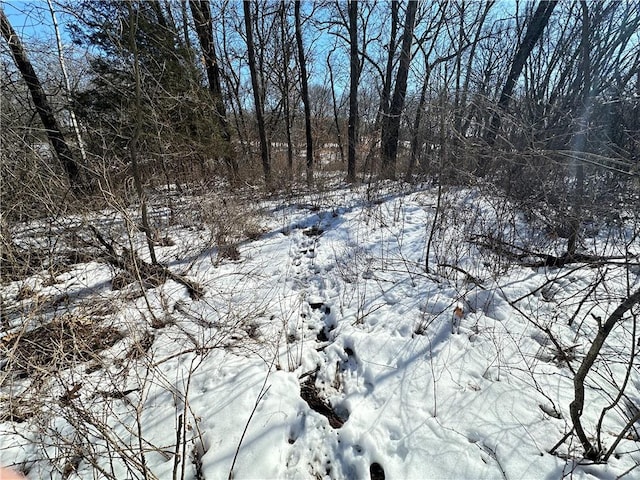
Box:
295;0;314;185
243;0;271;184
347;0;359;183
485;0;558;146
566;1;590;257
377;1;400;128
405;2;451;181
47;0;87;166
189;0;238;177
380;0;419;179
127;0;158;266
0;7;81;188
279;1;295;176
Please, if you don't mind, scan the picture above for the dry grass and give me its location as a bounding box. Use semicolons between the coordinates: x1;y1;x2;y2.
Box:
1;313;124;382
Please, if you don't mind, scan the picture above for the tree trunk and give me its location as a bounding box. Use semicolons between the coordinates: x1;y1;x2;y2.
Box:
47;0;87;167
567;1;589;257
0;7;81;188
243;0;271;185
180;0;192;51
406;67;430;181
485;0;558;146
327;53;345;168
189;0;238;178
377;1;399;128
380;0;419;179
279;1;294;177
127;1;158;266
295;0;313;185
347;0;359;183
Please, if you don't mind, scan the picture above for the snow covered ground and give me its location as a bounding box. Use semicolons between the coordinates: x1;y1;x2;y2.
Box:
1;181;640;479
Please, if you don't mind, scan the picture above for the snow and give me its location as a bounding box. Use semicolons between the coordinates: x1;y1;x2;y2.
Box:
1;182;640;479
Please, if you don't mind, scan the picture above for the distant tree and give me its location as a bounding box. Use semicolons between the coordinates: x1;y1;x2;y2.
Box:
453;1;495;138
405;2;453;181
126;0;157;265
326;45;346;168
378;1;399;129
566;1;589;257
0;7;81;188
295;0;314;185
244;0;271;185
347;0;359;183
279;0;295;176
189;0;238;178
485;0;558;146
380;0;419;179
47;0;87;166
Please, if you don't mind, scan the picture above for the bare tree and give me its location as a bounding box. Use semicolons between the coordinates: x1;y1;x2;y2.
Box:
295;0;314;185
126;0;158;266
0;6;82;188
347;0;359;183
243;0;271;185
570;287;640;460
47;0;87;166
380;0;419;179
566;1;589;257
279;0;295;176
378;1;399;129
405;3;452;181
485;0;558;146
189;0;238;178
327;46;346;167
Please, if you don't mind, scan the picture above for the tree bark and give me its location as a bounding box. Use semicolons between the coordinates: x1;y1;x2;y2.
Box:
380;0;419;179
377;1;399;128
0;7;81;188
189;0;238;177
243;0;271;185
347;0;359;183
295;0;313;185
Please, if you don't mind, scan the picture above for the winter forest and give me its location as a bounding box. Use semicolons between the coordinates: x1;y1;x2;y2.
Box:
1;0;640;478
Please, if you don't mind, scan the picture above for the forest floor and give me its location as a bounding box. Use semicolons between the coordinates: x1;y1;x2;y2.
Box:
1;179;640;479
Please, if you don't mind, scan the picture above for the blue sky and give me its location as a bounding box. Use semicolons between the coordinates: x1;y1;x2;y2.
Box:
2;0;57;41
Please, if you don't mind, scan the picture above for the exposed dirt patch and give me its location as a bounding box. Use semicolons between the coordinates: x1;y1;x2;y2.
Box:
300;375;347;429
303;226;324;237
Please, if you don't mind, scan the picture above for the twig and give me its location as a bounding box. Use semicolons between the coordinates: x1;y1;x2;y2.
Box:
173;414;182;480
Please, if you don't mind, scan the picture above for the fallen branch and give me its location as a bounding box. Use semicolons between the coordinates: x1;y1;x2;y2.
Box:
90;225;204;299
471;233;635;268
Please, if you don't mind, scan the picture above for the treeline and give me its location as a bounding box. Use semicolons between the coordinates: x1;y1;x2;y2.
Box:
1;1;639;214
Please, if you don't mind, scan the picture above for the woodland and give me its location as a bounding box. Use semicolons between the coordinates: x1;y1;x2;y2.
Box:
1;1;640;479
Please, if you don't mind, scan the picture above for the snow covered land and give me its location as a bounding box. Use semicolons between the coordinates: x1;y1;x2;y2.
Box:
1;181;640;479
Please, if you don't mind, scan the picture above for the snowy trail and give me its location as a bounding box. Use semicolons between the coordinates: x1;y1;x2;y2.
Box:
278;203;511;479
